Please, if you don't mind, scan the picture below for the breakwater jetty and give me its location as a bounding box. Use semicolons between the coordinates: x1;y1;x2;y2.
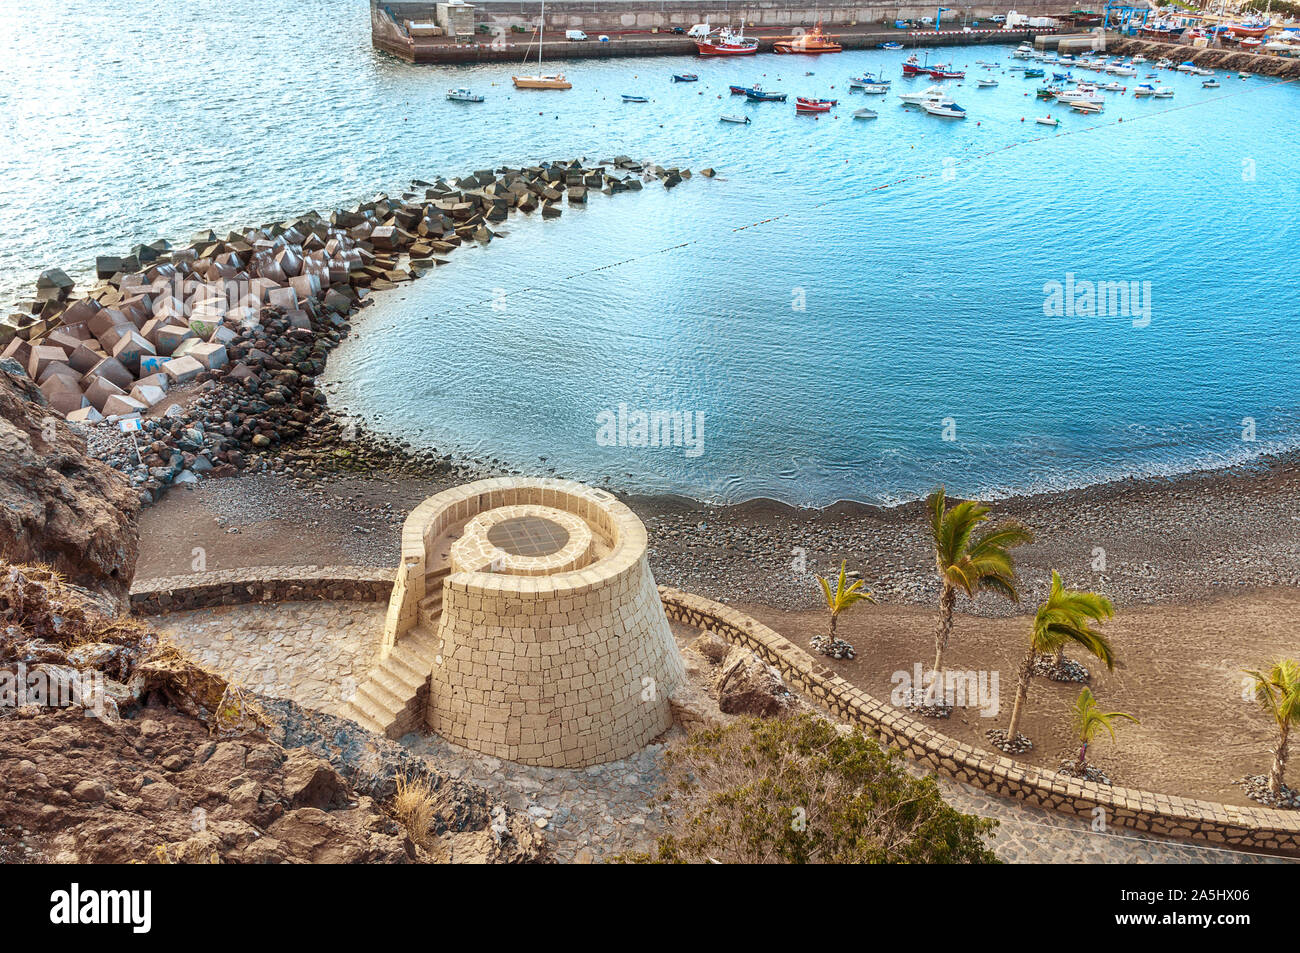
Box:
371;0;1076;63
1;158;702;503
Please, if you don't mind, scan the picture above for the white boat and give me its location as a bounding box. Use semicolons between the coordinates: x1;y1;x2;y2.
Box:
852;107;878;119
1070;100;1103;113
1054;85;1103;106
1013;42;1034;59
1175;61;1196;72
719;114;751;123
1108;64;1137;77
1239;72;1250;79
898;84;950;105
1132;54;1147;63
1035;116;1060;126
1133;83;1156;96
1100;81;1123;91
1156;58;1173;68
1192;67;1214;76
977;78;998;88
513;0;572;89
921;99;966;118
1202;79;1220;88
446;87;485;102
1058;54;1075;65
1153;87;1174;98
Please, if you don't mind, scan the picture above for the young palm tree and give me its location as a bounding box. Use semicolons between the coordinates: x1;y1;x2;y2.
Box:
1071;686;1138;773
1003;571;1116;746
1243;659;1300;798
927;486;1033;676
814;560;875;654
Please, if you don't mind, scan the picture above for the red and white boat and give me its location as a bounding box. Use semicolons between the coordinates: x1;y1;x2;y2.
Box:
695;25;758;56
1226;20;1270;38
902;54;929;76
795;96;836;112
927;64;965;79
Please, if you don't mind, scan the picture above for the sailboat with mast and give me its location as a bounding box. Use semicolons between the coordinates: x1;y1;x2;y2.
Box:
513;0;571;89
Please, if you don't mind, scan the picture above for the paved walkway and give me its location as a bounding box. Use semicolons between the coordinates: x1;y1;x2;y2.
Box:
142;598;1295;864
152;601;385;714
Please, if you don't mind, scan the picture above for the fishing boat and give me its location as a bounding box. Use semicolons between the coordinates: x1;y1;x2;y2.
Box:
1156;58;1173;68
1227;18;1271;38
902;54;929;76
897;84;949;105
446;88;484;102
921;99;966;118
927;64;965;80
977;78;998;88
745;87;787;102
1023;68;1045;78
1202;78;1220;88
719;114;751;123
879;41;904;50
1013;42;1034;59
1036;116;1060;126
795;99;833;113
695;24;758;56
672;73;699;82
1132;54;1146;64
1153;87;1174;98
849;72;891;93
1241;36;1264;50
1100;81;1123;91
1052;72;1074;82
621;94;649;102
1036;85;1062;99
852;107;878;119
729;84;755;95
796;96;837;106
1133;83;1155;96
513;0;572;89
773;22;842;54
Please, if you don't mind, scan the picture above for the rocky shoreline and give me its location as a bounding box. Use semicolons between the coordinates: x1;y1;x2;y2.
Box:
1;157;705;505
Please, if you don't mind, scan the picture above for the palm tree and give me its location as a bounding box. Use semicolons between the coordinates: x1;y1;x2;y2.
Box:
814;560;875;656
1243;659;1300;798
927;486;1033;676
1071;686;1138;774
1003;571;1116;746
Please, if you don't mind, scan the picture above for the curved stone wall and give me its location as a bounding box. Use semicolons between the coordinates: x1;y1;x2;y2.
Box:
659;587;1300;856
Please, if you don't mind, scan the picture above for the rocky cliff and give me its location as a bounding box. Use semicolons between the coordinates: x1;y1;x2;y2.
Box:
0;358;138;604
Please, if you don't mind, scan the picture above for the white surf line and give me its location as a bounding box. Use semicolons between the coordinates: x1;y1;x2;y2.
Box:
363;71;1300;331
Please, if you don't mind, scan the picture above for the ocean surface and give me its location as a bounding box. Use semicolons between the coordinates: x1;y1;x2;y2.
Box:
4;0;1299;505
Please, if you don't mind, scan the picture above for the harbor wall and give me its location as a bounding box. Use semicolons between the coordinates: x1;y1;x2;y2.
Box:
371;0;1080;63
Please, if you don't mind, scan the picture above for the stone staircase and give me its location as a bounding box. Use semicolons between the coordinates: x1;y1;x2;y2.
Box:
337;567;448;738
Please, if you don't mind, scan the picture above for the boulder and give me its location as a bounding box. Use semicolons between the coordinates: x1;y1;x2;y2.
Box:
0;359;139;603
713;645;794;718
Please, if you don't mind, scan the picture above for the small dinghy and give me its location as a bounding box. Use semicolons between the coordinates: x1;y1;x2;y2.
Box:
1153;87;1174;98
746;87;787;102
719;113;751;123
1202;79;1220;88
852;107;878;119
446;87;485;102
1035;115;1060;126
977;78;998;87
672;73;699;82
621;94;649;102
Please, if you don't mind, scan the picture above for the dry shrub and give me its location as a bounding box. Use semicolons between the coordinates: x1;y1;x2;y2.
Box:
392;773;436;850
619;712;999;864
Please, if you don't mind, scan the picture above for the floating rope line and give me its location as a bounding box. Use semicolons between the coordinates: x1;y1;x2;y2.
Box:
382;72;1296;329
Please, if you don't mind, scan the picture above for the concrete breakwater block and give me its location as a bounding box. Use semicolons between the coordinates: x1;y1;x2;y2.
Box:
162;354;203;385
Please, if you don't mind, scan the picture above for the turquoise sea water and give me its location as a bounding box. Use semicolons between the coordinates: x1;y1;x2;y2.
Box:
3;1;1299;505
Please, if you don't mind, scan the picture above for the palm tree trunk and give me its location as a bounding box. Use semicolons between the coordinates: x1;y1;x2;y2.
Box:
1076;741;1089;772
932;584;956;675
1054;645;1065;670
1268;726;1290;797
1004;650;1034;742
829;612;837;642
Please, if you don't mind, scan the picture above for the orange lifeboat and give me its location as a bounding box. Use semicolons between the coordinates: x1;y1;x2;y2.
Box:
772;22;843;54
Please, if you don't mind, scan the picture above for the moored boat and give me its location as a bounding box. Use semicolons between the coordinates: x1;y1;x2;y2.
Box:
927;65;965;80
1070;100;1103;112
621;94;649;102
879;41;904;50
921;99;966;118
745;87;787;102
773;22;842;54
729;84;754;95
1202;78;1220;88
1133;83;1155;96
695;25;758;56
897;84;949;105
1035;116;1060;126
852;107;878;119
795;99;833;113
446;88;484;102
719;113;751;123
1023;68;1045;78
672;73;699;82
977;78;998;88
1153;87;1174;98
513;0;572;90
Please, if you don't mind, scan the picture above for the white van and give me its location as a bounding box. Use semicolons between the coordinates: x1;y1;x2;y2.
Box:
565;29;588;41
687;23;711;38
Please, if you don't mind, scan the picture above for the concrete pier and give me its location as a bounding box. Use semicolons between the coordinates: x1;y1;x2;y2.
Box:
371;0;1081;64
